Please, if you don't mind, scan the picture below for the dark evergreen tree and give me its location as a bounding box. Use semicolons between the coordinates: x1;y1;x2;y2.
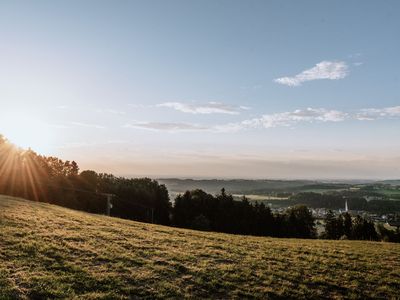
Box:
285;205;316;238
343;212;352;238
324;210;337;239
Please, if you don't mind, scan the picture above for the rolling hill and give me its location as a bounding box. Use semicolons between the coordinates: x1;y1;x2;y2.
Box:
1;195;399;299
157;178;373;197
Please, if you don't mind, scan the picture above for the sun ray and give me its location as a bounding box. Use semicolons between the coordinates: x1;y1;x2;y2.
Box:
0;144;19;196
23;151;47;202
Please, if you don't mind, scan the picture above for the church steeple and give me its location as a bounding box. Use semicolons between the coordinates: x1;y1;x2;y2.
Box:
345;200;348;212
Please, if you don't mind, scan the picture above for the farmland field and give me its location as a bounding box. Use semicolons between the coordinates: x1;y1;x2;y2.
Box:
1;195;400;299
232;194;289;201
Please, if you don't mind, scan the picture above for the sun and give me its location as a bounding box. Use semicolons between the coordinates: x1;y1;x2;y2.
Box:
0;113;54;155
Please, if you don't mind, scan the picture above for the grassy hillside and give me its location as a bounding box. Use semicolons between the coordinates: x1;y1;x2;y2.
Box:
1;196;399;299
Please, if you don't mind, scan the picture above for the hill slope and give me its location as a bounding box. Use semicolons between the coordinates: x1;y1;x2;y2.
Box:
1;196;399;299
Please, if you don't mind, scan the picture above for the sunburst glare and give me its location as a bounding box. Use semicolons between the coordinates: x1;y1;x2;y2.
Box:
1;113;54;155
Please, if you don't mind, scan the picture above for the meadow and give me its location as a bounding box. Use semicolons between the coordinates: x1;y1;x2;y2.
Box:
1;195;400;299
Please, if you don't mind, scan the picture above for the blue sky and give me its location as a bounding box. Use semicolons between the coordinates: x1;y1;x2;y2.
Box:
0;1;399;179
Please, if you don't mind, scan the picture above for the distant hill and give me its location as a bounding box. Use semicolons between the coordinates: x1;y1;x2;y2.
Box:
1;195;399;299
158;178;358;196
158;178;317;194
379;180;400;185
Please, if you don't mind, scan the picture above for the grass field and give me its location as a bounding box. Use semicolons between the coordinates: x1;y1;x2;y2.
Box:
375;188;400;197
1;196;400;299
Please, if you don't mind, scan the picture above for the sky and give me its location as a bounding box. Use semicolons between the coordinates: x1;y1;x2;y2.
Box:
0;0;399;179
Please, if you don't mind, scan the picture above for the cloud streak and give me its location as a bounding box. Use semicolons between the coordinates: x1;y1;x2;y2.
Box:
245;108;347;128
71;122;106;129
157;102;247;115
123;122;209;132
226;106;400;132
123;105;400;133
219;108;349;132
274;61;349;86
355;106;400;121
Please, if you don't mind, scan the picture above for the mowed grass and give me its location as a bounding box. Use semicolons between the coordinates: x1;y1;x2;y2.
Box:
1;196;400;299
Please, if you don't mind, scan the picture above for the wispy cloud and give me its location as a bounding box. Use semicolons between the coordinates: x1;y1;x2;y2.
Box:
58;140;130;149
274;61;349;87
71;122;106;129
217;108;348;132
222;106;400;131
157;102;247;115
123;122;209;132
245;108;348;128
348;53;363;59
128;104;151;109
128;102;250;114
355;106;400;120
122;105;400;133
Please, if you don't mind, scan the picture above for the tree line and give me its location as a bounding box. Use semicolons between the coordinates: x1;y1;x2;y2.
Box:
324;211;400;242
172;189;399;242
173;188;315;238
1;134;399;242
0;135;170;225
